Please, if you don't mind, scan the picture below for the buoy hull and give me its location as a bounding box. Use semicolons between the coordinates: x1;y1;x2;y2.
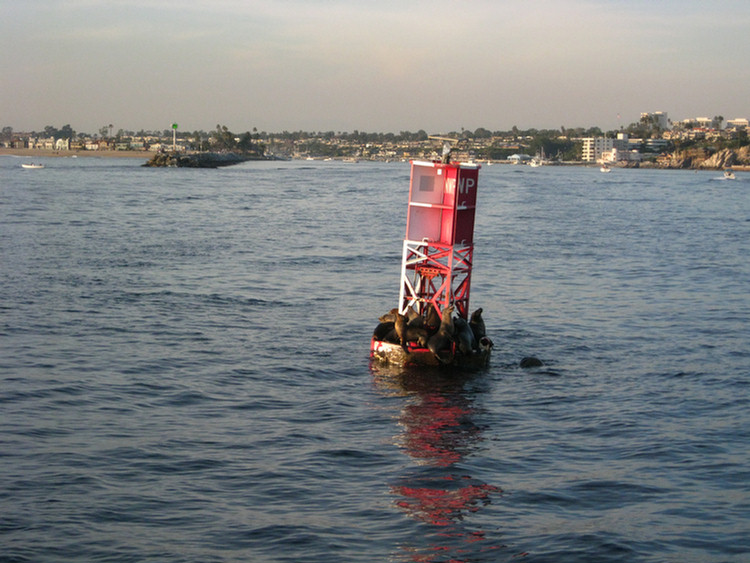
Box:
370;338;491;369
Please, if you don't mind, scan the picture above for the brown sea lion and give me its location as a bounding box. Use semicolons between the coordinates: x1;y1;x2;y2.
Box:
394;313;408;349
453;315;476;355
427;305;455;363
373;321;395;340
378;308;399;323
425;303;441;328
469;307;486;341
404;305;421;324
520;356;543;368
394;312;431;349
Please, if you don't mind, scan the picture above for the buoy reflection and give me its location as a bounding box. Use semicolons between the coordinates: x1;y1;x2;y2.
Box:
372;365;506;561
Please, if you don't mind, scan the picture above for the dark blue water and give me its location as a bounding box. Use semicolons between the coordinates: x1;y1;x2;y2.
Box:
2;156;749;562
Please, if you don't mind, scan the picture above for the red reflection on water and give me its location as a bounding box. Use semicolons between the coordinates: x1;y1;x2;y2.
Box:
399;393;480;467
393;478;502;527
373;369;507;562
391;476;507;561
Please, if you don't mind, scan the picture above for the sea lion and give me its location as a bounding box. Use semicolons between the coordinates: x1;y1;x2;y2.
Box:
520;356;544;368
478;336;494;352
407;313;425;329
404;305;421;324
425;303;441;328
380;306;421;325
394;313;409;349
379;308;399;323
373;321;395;341
427;305;455;363
395;312;432;349
469;308;486;341
453;315;476;355
405;326;430;348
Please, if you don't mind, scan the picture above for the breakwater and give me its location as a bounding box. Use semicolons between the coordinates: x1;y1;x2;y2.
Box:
142;151;265;168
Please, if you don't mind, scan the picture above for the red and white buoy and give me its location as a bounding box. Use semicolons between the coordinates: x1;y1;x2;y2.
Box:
371;157;491;368
398;159;480;320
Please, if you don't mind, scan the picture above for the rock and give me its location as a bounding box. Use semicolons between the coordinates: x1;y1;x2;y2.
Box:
659;146;749;170
142;151;261;168
699;148;737;170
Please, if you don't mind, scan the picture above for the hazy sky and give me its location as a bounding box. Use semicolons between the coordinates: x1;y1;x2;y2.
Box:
3;0;749;135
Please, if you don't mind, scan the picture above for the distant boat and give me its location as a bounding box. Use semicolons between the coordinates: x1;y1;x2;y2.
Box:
21;163;44;169
724;169;736;180
600;164;611;173
529;147;547;167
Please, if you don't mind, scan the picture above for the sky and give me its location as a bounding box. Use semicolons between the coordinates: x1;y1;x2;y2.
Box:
3;0;749;135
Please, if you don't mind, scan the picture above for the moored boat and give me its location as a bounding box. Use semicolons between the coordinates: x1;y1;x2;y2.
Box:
21;163;45;169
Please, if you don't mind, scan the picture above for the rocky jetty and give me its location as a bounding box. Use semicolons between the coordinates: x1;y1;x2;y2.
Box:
657;148;709;169
699;147;749;169
143;151;260;168
657;146;750;170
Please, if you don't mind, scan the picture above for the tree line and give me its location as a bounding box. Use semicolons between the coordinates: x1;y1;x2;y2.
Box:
4;121;745;160
1;123;613;144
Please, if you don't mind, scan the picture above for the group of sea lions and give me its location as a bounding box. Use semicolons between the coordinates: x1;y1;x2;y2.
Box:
373;304;494;364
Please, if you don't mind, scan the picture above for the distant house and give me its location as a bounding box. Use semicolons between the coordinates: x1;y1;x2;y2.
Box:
84;140;112;151
55;138;69;150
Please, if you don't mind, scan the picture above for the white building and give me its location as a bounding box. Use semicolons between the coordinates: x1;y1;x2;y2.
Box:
726;118;749;130
675;116;722;130
614;132;630;151
581;137;613;162
640;111;670;130
695;117;720;129
601;147;642;164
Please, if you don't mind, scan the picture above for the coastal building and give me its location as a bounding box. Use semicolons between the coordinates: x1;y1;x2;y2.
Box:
600;135;642;163
601;147;642;164
692;117;721;129
726;118;749;130
641;111;670;130
674;116;730;130
626;137;670;153
614;132;630;151
581;137;613;162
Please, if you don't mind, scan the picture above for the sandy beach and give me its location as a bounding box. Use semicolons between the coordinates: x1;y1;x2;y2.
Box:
0;148;151;159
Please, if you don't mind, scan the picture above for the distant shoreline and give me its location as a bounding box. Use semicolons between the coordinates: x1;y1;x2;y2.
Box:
3;147;748;171
0;148;149;159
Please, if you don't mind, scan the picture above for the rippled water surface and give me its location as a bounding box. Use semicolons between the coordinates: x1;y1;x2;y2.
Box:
2;156;749;562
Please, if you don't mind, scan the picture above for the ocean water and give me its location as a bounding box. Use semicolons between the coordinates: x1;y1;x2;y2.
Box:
1;156;748;563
